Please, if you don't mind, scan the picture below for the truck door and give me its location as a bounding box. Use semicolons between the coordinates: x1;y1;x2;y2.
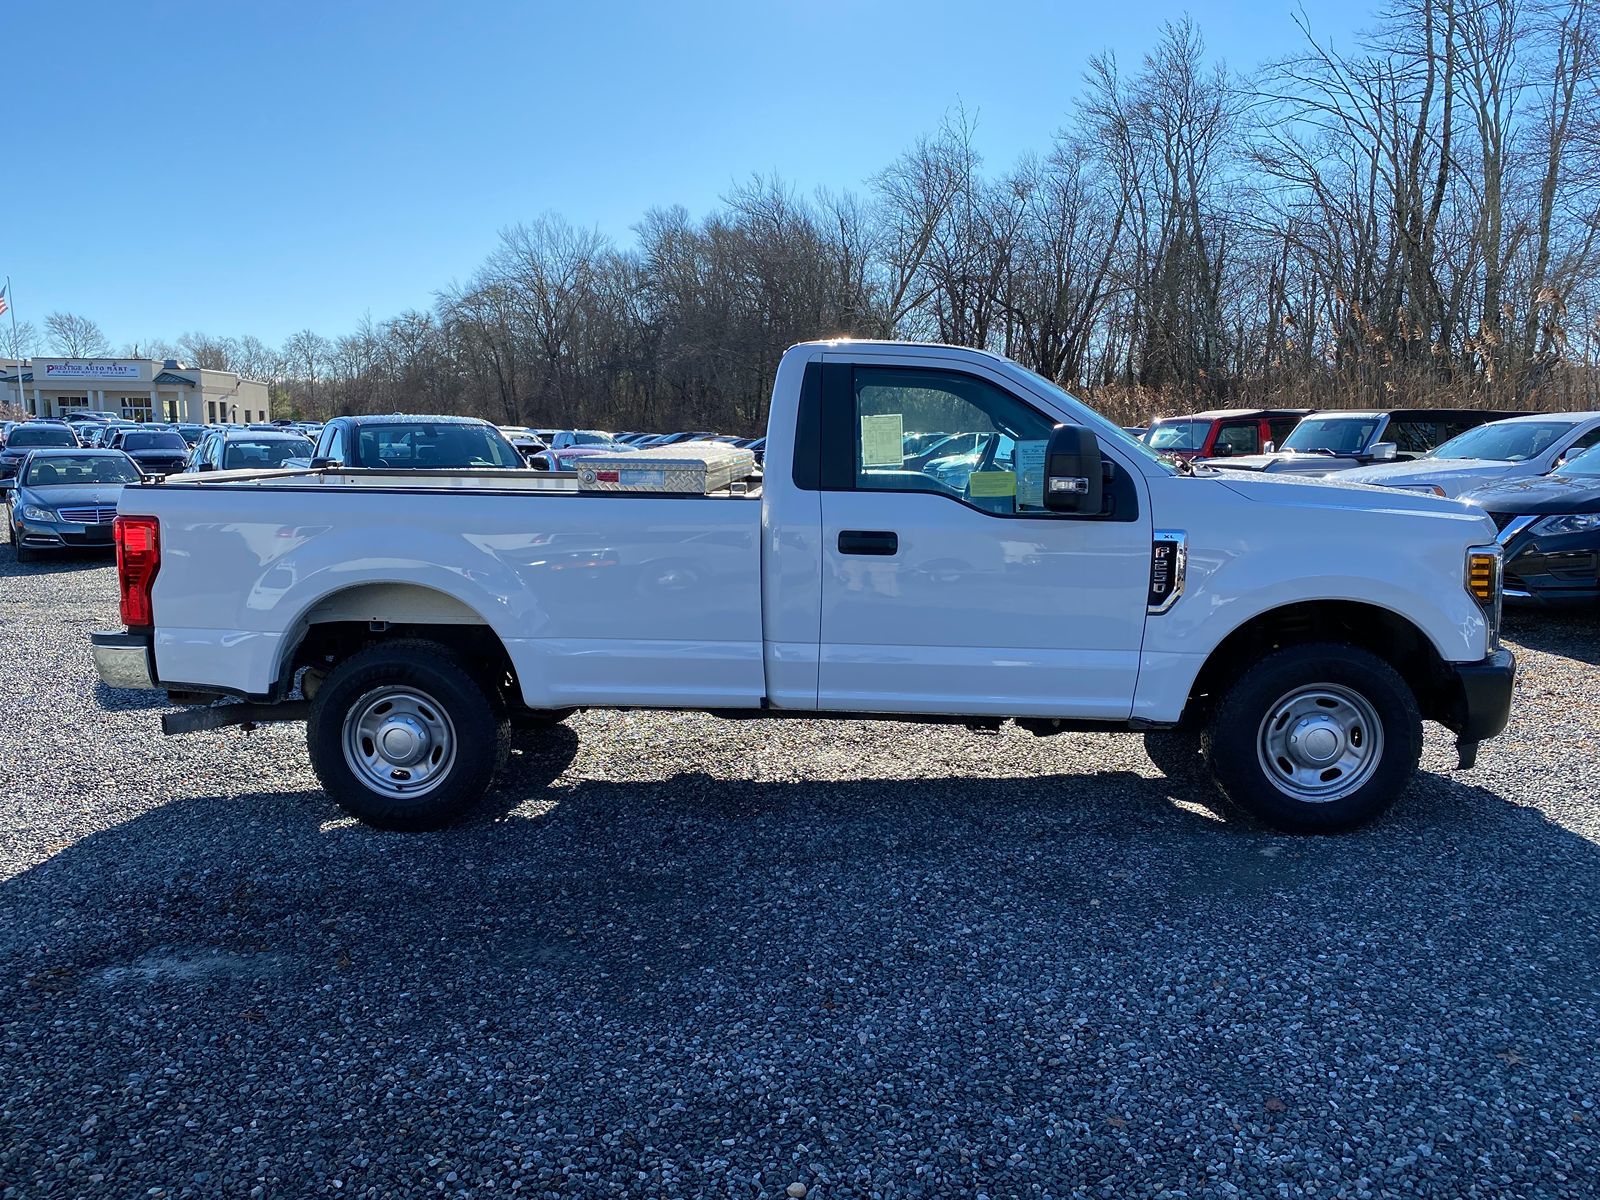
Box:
815;358;1151;719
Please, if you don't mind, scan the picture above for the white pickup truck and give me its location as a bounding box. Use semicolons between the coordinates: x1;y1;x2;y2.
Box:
91;341;1515;833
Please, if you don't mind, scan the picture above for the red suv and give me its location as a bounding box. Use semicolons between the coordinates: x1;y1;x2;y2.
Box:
1144;408;1310;461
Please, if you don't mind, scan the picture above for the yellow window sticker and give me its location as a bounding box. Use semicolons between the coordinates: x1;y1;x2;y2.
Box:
968;470;1017;497
860;413;905;467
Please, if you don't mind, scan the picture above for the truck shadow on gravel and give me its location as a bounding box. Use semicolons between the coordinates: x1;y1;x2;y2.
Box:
3;746;1598;1196
0;545;114;573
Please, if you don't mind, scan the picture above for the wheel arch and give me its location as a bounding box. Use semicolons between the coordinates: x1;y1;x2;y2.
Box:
1178;599;1456;729
272;581;520;707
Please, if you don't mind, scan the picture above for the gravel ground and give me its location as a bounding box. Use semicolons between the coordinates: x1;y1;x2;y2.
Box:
1;546;1598;1200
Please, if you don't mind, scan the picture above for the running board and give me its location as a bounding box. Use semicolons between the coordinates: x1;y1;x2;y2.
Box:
162;701;311;736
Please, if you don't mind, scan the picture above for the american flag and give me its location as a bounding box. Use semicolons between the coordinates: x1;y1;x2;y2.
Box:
0;286;8;318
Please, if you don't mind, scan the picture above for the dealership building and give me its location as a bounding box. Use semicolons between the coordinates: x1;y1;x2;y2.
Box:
0;357;271;424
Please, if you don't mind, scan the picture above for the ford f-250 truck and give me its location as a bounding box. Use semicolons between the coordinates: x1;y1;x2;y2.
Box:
90;341;1515;834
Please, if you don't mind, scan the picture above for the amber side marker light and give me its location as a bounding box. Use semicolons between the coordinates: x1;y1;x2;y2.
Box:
1467;550;1499;603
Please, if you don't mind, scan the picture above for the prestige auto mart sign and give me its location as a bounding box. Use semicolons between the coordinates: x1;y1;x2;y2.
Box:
42;362;143;380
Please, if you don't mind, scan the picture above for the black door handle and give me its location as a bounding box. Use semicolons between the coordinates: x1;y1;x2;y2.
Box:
838;530;898;556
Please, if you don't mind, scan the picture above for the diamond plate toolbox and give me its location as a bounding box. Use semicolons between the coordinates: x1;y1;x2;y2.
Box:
576;441;758;494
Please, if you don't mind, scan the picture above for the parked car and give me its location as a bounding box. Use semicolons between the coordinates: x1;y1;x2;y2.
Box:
107;428;192;477
546;430;619;451
305;415;525;470
3;448;142;561
498;428;551;464
526;445;618;471
184;428;316;473
638;431;719;447
0;422;79;481
1341;412;1600;498
91;339;1513;836
1203;408;1511;476
1460;446;1600;607
1144;408;1309;461
175;424;207;447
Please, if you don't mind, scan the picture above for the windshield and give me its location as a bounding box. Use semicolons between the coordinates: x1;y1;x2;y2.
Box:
123;432;189;451
357;422;521;469
1428;420;1577;462
568;431;613;446
1146;419;1210;452
223;438;314;469
23;454;141;486
7;425;78;448
1279;416;1379;454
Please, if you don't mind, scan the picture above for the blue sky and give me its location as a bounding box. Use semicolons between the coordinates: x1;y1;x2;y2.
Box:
6;0;1366;351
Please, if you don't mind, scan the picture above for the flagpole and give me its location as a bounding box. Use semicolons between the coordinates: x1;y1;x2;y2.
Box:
4;276;19;414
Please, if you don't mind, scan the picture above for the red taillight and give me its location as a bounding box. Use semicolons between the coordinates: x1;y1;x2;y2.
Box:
114;515;161;628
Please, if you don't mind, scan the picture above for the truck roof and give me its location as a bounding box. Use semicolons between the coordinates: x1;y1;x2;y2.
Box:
333;414;495;427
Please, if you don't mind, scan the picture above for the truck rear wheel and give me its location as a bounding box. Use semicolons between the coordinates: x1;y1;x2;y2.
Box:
1201;643;1422;833
306;640;510;830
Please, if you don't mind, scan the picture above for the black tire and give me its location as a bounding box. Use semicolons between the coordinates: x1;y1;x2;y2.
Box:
1143;727;1209;789
1201;642;1422;833
306;639;510;830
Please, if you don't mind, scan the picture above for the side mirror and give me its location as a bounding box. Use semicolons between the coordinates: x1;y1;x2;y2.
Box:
310;456;339;469
1043;424;1104;514
1212;443;1233;457
1370;442;1398;462
196;461;216;473
1263;441;1276;454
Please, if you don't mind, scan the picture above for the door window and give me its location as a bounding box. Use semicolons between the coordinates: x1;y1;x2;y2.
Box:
852;367;1058;515
321;425;346;464
1268;418;1299;448
1212;422;1259;455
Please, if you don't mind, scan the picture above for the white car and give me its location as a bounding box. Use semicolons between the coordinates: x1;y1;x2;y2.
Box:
89;341;1515;835
1342;412;1600;497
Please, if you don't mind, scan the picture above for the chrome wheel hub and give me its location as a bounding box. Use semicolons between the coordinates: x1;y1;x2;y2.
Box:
1258;684;1383;803
342;686;456;798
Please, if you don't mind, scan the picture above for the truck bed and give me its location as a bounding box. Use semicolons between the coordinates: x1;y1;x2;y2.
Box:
128;471;766;709
154;466;761;497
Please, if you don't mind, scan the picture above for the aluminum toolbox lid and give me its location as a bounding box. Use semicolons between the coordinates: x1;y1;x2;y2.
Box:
575;440;758;494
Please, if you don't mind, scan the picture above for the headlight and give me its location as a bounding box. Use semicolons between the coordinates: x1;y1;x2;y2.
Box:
21;504;54;522
1530;512;1600;536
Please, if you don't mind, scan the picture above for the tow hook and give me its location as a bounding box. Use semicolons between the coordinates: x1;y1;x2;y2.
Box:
1456;738;1480;770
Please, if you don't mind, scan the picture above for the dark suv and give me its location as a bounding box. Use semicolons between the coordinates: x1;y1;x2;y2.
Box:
0;422;79;481
107;428;192;477
309;415;524;470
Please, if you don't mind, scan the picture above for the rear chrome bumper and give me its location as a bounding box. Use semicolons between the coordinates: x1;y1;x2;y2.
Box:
91;629;158;691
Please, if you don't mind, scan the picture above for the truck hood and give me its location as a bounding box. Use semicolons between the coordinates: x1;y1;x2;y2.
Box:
1460;471;1600;516
1339;458;1513;496
1216;469;1495;528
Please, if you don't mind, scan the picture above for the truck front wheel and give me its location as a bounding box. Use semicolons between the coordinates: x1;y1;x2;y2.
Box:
1202;643;1422;833
306;640;510;830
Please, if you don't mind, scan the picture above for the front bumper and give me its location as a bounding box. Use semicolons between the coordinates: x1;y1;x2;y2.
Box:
1443;649;1517;745
16;513;116;549
91;630;158;691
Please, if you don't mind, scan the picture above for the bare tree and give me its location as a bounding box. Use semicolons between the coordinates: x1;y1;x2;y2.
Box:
0;320;38;360
44;312;110;357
